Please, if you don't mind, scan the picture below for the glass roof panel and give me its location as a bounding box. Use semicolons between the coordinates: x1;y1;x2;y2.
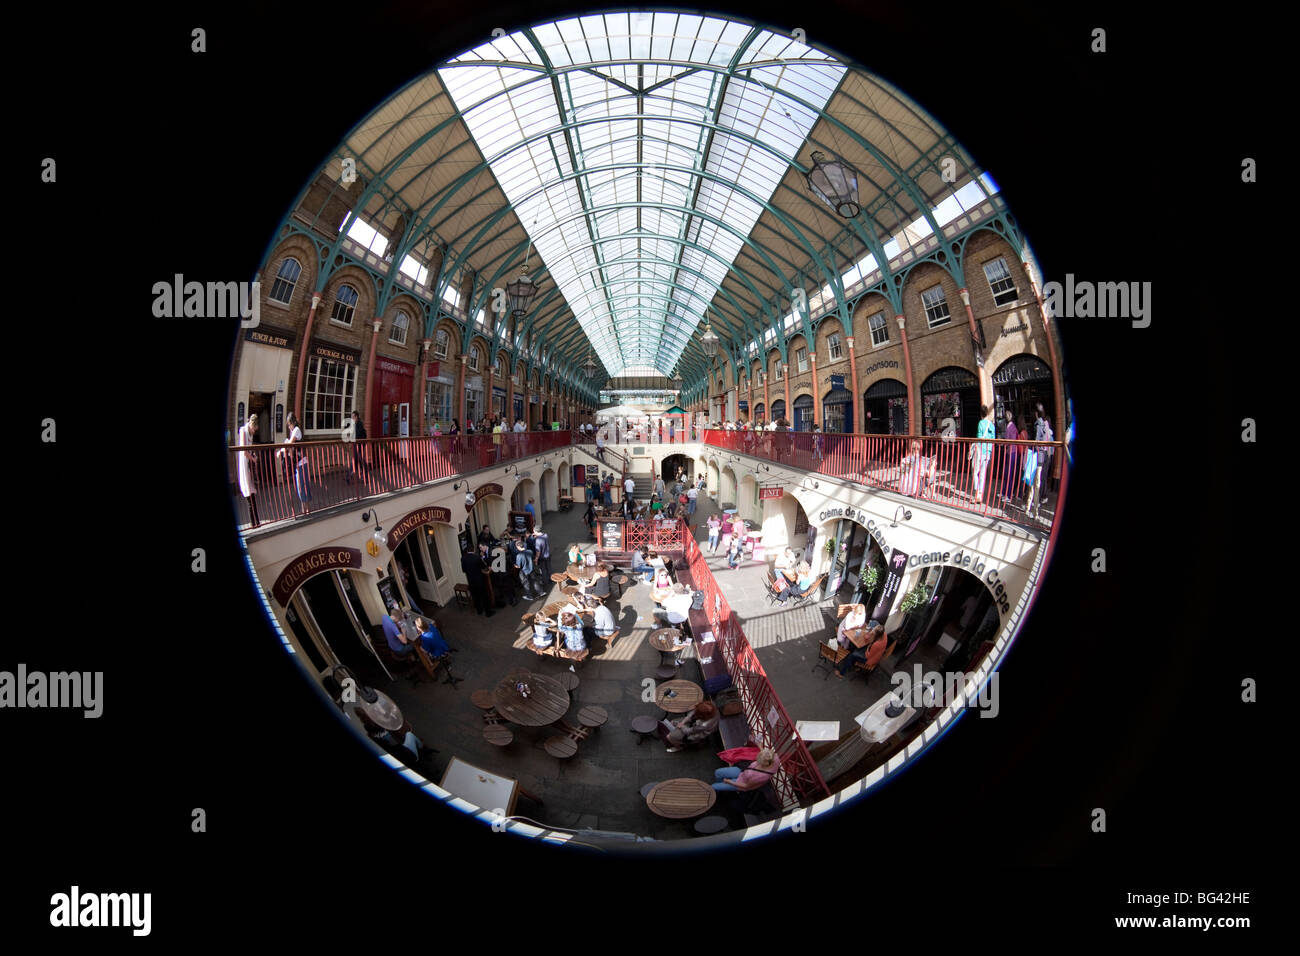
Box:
439;15;842;376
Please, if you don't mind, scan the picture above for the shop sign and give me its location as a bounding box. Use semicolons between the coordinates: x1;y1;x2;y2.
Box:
272;547;362;606
468;483;503;511
310;339;359;365
759;486;783;500
244;324;294;350
386;506;453;550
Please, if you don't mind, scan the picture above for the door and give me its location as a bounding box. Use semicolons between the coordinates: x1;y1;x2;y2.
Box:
248;391;276;442
398;402;410;437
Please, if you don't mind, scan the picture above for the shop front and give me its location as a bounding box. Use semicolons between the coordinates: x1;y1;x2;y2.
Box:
792;394;814;432
822;384;853;433
992;354;1055;435
235;323;295;444
424;361;454;434
864;378;907;435
371;356;414;438
920;366;979;437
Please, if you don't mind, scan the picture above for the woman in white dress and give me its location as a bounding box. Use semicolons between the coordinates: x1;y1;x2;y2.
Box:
282;412;311;516
237;414;260;527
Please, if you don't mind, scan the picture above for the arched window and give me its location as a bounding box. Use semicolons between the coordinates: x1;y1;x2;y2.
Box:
388;310;410;346
432;328;449;360
468;345;481;371
329;284;359;327
268;257;301;305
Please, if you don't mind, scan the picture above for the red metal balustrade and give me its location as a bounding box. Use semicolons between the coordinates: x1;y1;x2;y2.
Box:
229;430;574;529
680;534;829;809
701;429;1063;528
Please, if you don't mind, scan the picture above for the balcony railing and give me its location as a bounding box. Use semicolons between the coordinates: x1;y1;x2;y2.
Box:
229;430;573;530
702;429;1063;529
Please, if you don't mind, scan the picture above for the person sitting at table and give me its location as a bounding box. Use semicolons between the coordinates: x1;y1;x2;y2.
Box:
414;616;450;659
774;546;798;573
835;604;869;648
711;747;779;792
531;612;556;649
629;547;656;584
558;611;586;652
659;701;719;753
836;621;888;677
653;584;694;627
567;543;583;567
775;562;814;602
380;605;417;661
580;563;611;601
583;600;617;645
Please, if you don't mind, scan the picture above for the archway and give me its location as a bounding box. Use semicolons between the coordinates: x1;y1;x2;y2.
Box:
738;474;758;523
707;458;720;498
921;366;979;437
992;353;1055;437
512;477;537;513
470;493;508;543
538;468;557;515
720;465;737;508
753;402;765;423
864;378;908;435
792;393;814;432
662;453;692;485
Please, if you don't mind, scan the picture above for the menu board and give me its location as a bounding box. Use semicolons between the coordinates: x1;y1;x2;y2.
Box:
509;510;533;535
376;574;400;611
600;520;624;551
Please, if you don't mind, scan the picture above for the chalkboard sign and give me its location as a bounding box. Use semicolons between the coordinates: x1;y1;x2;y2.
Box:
376;574;400;611
275;403;284;435
509;510;533;535
601;520;623;551
457;528;473;555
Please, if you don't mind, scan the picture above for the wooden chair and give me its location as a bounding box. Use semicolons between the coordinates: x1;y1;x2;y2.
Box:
853;639;896;679
453;583;471;608
812;640;851;679
544;735;578;758
558;645;590;666
415;643;462;688
788;574;826;608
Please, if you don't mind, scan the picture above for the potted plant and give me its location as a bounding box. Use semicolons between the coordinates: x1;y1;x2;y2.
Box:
854;559;883;607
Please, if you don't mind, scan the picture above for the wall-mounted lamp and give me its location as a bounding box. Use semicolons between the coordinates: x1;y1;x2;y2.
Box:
360;508;388;554
891;505;912;528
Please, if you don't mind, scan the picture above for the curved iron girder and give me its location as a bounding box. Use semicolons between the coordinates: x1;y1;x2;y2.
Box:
441;149;836;340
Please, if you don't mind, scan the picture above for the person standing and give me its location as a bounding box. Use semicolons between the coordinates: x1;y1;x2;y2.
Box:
652;473;666;500
623;473;635;503
595;431;606;462
346;410;368;485
524;497;536;524
236;413;260;527
460;547;492;617
972;404;995;505
602;474;614;507
514;538;538;600
1001;409;1019;504
530;526;551;581
686;483;698;517
584;498;597;539
284;412;312;517
1025;404;1054;519
706;514;722;554
492;419;504;461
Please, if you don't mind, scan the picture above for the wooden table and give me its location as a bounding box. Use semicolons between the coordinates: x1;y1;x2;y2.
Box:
645;778;717;819
656;679;703;714
649;586;672;605
648;628;686;652
549;573;569;584
492;670;570;727
560;584;580;597
543;602;565;618
565;564;586;579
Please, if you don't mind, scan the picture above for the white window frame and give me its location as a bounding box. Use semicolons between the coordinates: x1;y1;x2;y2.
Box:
268;257;301;306
868;311;890;347
983;257;1019;306
827;333;843;360
329;284;359;328
922;285;951;329
796;348;808;373
303;356;358;433
387;310;410;346
432;328;449;360
467;346;481;372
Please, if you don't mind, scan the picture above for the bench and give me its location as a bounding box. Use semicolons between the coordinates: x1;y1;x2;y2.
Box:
673;563;732;696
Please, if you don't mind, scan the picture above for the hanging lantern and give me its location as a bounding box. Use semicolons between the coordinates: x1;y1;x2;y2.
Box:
805;150;861;219
506;265;538;317
582;350;597;378
699;321;720;358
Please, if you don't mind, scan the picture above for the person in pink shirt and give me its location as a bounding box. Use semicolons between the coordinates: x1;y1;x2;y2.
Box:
711;747;779;792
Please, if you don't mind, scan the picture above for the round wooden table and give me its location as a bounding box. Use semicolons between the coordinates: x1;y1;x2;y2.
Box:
560;584;580;597
483;724;513;746
543;602;565;618
492;670;571;727
565;564;586;580
645;778;716;819
656;679;703;714
549;573;569;584
544;736;578;759
577;705;607;728
649;586;672;605
648;628;685;653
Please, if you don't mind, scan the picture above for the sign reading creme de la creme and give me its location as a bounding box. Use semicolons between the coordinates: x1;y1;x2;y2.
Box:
386;506;453;550
273;547;363;606
816;506;895;559
907;549;1011;615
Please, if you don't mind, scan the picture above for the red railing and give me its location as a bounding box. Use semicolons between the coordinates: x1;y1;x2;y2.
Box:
703;429;1063;527
570;438;630;479
620;518;691;553
229;430;573;529
681;534;829;809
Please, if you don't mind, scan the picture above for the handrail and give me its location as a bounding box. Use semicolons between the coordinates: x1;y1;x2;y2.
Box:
228;430;574;529
701;429;1064;529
